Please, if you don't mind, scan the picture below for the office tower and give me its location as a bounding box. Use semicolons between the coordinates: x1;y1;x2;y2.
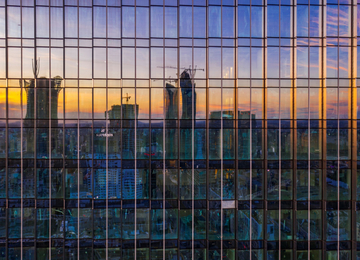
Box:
1;1;359;259
180;70;196;120
23;77;62;123
22;77;63;159
165;83;178;120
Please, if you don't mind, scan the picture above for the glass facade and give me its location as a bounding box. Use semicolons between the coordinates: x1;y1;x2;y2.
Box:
0;0;358;259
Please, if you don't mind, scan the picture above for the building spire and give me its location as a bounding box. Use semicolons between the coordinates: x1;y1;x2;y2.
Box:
32;58;40;78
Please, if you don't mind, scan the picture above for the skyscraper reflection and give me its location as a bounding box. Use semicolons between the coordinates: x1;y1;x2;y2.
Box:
107;97;139;159
165;83;178;120
23;77;62;124
180;70;196;120
21;61;63;159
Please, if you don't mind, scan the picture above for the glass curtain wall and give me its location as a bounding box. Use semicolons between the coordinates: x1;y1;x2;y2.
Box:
0;0;358;259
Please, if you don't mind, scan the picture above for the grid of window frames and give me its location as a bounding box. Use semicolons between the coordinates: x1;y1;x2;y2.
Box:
0;0;358;259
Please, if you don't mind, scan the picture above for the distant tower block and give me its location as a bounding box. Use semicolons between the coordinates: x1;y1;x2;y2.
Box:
106;95;139;160
20;58;63;158
165;83;178;120
22;58;63;125
180;70;196;120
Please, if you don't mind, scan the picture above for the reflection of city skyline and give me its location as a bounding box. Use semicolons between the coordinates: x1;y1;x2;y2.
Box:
1;3;356;258
105;70;200;159
106;69;199;123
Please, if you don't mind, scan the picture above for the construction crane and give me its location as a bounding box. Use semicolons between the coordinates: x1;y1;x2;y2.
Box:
152;76;178;85
122;93;131;103
157;65;204;85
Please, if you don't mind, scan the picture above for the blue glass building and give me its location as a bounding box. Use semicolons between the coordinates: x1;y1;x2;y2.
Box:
0;0;358;259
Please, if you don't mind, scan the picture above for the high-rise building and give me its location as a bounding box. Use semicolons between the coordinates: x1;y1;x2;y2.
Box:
23;77;62;123
180;70;196;120
22;77;62;159
164;83;178;120
0;1;359;259
179;70;196;160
